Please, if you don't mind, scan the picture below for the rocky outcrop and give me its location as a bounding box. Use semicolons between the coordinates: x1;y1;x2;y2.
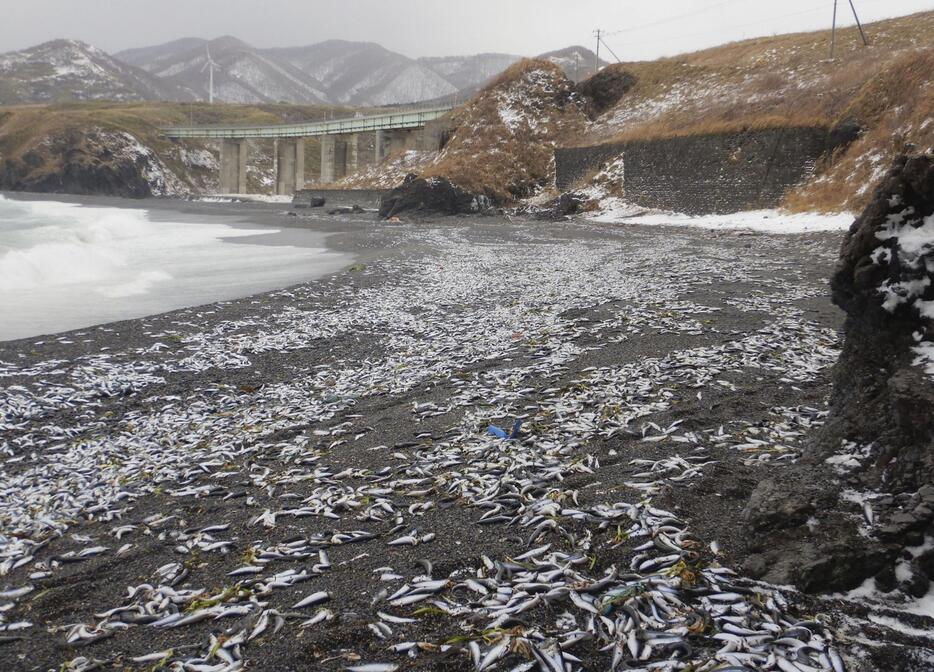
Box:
420;60;587;206
741;154;934;595
0;127;186;198
823;153;934;490
378;175;492;219
576;65;636;118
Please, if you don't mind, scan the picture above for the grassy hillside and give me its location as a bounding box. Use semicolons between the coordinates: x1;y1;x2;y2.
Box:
342;11;932;213
421;60;587;202
578;10;934;212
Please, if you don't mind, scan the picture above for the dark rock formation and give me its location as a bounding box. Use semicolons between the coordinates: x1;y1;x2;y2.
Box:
740;154;934;594
823;153;934;491
577;66;637;118
379;174;492;219
515;191;587;220
0;128;179;198
828;118;862;151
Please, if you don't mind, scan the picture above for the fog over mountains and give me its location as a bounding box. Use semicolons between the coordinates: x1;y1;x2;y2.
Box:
0;35;606;106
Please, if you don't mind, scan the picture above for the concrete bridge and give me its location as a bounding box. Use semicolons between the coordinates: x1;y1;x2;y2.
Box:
162;106;452;194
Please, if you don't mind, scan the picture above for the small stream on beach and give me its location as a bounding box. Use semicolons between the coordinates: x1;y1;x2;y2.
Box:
0;195;348;341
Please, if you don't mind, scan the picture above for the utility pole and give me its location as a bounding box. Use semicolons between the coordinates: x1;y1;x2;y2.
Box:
593;29;601;75
831;0;869;59
849;0;869;47
830;0;838;58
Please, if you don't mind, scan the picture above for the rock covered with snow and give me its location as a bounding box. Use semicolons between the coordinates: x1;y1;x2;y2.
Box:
827;153;934;490
0;127;187;198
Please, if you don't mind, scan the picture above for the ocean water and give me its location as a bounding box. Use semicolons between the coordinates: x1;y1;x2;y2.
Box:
0;195;347;341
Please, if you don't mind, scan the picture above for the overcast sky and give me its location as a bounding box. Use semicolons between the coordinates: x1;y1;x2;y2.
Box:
2;0;932;59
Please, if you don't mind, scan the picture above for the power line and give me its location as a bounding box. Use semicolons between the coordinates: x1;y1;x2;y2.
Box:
604;0;747;36
599;0;893;51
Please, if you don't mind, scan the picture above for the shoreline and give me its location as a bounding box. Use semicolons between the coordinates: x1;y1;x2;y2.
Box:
0;193;373;343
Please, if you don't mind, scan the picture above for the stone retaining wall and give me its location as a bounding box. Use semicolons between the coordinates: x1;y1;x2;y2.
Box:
555;127;836;214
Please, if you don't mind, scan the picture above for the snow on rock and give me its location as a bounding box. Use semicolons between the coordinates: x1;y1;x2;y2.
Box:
422;60;587;203
825;153;934;493
101;130;187;197
178;148;218;171
338;150;434;190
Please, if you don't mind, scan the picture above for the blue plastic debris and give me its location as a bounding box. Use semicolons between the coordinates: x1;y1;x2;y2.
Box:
487;419;523;440
509;419;522;439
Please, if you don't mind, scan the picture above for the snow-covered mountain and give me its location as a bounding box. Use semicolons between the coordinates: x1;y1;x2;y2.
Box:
0;40;188;104
118;38;607;106
0;37;608;107
118;36;329;105
266;40;457;105
539;46;606;82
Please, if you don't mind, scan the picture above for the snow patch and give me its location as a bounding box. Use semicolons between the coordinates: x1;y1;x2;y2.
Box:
588;203;854;234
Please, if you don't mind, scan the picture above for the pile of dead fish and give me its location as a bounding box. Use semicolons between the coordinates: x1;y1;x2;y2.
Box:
0;226;859;670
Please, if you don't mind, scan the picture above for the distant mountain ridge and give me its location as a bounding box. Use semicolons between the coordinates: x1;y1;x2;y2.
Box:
0;40;190;104
0;35;607;106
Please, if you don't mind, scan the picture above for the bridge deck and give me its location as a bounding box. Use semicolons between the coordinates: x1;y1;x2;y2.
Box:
162;106;453;139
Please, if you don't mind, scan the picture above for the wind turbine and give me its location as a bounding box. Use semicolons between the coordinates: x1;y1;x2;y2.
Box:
201;45;219;104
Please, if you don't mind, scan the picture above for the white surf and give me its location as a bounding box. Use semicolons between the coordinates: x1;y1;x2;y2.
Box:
0;195;346;340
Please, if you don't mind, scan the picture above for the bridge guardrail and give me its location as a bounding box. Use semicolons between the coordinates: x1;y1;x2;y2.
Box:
161;106;454;139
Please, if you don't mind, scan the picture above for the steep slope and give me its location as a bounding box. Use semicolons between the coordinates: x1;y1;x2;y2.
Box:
376;59;588;214
419;53;521;93
0;40;188;104
269;40;457;105
572;10;934;212
0;102;345;197
425;59;586;201
116;37;208;72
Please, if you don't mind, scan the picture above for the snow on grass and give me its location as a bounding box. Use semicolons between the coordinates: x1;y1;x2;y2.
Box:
587;202;854;234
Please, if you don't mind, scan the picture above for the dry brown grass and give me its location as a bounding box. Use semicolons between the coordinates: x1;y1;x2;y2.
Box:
420;59;587;202
786;48;934;212
569;10;934;211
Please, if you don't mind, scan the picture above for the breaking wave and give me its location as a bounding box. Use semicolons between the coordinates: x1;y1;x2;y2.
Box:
0;195;347;340
0;196;170;292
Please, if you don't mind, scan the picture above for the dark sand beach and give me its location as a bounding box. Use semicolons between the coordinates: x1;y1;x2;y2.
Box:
0;199;928;671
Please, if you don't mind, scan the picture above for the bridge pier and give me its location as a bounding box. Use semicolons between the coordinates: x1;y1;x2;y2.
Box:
419;120;446;152
375;131;388;164
387;130;415;156
347;134;359;174
321;135;352;183
320;135;336;183
275;138;305;195
220;139;248;194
